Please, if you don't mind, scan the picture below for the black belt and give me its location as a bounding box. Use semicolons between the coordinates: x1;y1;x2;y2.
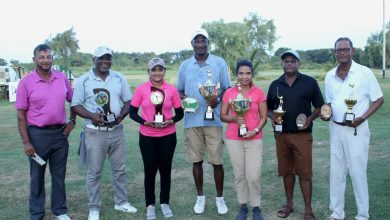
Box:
332;120;347;126
29;124;65;130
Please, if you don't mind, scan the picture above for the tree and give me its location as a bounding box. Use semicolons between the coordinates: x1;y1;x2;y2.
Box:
202;13;276;74
45;28;79;71
0;58;7;66
361;24;390;69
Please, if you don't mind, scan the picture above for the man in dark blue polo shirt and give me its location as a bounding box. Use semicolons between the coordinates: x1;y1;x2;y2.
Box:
267;50;324;220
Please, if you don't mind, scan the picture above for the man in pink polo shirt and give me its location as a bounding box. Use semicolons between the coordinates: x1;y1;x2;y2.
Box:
15;44;76;220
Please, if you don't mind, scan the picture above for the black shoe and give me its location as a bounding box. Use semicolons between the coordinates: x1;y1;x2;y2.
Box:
236;206;248;220
252;207;263;220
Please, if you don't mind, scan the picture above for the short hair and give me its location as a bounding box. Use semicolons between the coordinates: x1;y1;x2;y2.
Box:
235;59;254;76
33;44;51;56
334;37;353;48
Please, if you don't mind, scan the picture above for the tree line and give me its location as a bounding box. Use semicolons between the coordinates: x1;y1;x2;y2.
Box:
1;13;389;74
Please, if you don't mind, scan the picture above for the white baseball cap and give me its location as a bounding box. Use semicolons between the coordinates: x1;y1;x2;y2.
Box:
191;29;209;41
94;46;113;57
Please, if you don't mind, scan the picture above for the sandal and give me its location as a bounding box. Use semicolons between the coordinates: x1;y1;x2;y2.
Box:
304;212;316;220
276;205;293;218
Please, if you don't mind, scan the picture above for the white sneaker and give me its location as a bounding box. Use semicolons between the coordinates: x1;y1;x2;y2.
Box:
146;205;156;220
216;197;228;214
88;210;99;220
114;202;137;213
57;214;71;220
194;195;206;214
160;203;173;218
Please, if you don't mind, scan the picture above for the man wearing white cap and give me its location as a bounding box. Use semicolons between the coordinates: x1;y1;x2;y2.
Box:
177;29;231;215
267;50;324;220
71;46;136;220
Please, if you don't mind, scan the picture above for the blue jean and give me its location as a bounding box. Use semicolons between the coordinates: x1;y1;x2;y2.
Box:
28;126;69;220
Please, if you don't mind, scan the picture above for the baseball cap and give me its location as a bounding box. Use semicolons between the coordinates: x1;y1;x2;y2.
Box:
191;29;209;41
148;58;166;70
281;50;300;60
94;46;113;57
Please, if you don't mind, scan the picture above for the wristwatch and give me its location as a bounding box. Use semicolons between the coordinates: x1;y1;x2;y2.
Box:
254;128;259;134
69;119;76;125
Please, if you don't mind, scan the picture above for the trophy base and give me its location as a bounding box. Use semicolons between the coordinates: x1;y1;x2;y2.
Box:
104;113;117;128
274;124;283;133
344;112;355;124
184;108;196;113
204;111;214;121
154;114;164;127
238;126;248;137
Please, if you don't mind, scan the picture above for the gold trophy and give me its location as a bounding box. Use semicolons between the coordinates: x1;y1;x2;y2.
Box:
150;87;165;127
344;83;357;124
229;82;251;137
273;96;286;132
93;88;117;128
320;104;332;121
199;70;220;120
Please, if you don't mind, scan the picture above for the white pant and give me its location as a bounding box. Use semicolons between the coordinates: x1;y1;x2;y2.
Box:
329;121;370;220
226;139;263;207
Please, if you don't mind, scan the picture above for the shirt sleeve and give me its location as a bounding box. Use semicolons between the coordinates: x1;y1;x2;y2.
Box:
120;75;132;102
366;70;383;101
311;78;325;108
171;88;182;108
130;86;142;108
71;75;86;107
64;76;73;103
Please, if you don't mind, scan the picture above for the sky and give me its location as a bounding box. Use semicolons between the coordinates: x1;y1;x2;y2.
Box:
0;0;389;63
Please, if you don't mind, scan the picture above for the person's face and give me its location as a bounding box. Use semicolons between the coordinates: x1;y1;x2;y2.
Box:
148;65;166;83
281;55;300;75
33;49;53;72
192;35;208;56
334;40;354;64
236;65;253;86
93;54;112;74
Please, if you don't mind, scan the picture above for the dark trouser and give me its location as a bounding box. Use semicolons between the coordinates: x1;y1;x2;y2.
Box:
28;126;69;220
139;132;177;207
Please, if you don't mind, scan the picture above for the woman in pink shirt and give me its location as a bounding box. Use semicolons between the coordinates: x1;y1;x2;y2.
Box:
129;58;183;220
220;59;267;220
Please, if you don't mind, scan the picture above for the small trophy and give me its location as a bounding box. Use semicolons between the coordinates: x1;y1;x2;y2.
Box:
182;97;199;113
93;88;117;128
150;87;165;127
296;113;307;129
273;96;286;132
321;104;332;121
344;83;357;124
229;82;251;137
199;70;220;120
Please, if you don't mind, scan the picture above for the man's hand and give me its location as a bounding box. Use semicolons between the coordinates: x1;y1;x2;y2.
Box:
63;121;75;135
208;97;219;108
90;112;107;126
349;116;365;128
24;142;35;157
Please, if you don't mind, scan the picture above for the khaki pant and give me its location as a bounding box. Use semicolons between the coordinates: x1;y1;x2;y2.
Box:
226;139;263;207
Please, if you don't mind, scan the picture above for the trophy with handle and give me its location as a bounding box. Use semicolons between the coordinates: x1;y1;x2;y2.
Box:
199;70;220;120
229;82;251;137
93;88;117;128
273;95;286;132
344;83;357;124
150;87;165;127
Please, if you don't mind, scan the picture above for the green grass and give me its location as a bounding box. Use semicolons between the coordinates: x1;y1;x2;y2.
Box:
0;69;389;220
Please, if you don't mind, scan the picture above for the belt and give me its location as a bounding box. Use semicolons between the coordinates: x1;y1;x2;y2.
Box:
332;120;347;126
85;123;120;132
29;124;65;130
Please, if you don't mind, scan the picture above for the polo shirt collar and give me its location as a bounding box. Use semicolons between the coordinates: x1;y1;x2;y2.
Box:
147;80;167;89
277;72;302;84
331;60;357;79
191;53;211;66
88;68;111;81
31;68;59;83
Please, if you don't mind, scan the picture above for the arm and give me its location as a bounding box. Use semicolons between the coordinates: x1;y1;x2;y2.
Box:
350;96;384;127
63;107;76;135
300;107;320;130
178;90;187;100
116;100;131;124
220;101;241;124
244;101;267;138
17;110;35;157
71;105;106;126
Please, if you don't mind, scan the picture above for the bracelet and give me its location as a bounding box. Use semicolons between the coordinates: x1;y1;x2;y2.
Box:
69;119;76;125
254;128;259;134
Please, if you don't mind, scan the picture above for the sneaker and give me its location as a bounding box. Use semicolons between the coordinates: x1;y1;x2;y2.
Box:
57;214;71;220
252;207;263;220
216;196;228;214
160;203;173;218
114;202;137;213
236;206;248;220
88;210;99;220
146;205;156;220
194;195;206;214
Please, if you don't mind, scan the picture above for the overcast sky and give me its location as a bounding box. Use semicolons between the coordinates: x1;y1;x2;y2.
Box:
0;0;388;63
